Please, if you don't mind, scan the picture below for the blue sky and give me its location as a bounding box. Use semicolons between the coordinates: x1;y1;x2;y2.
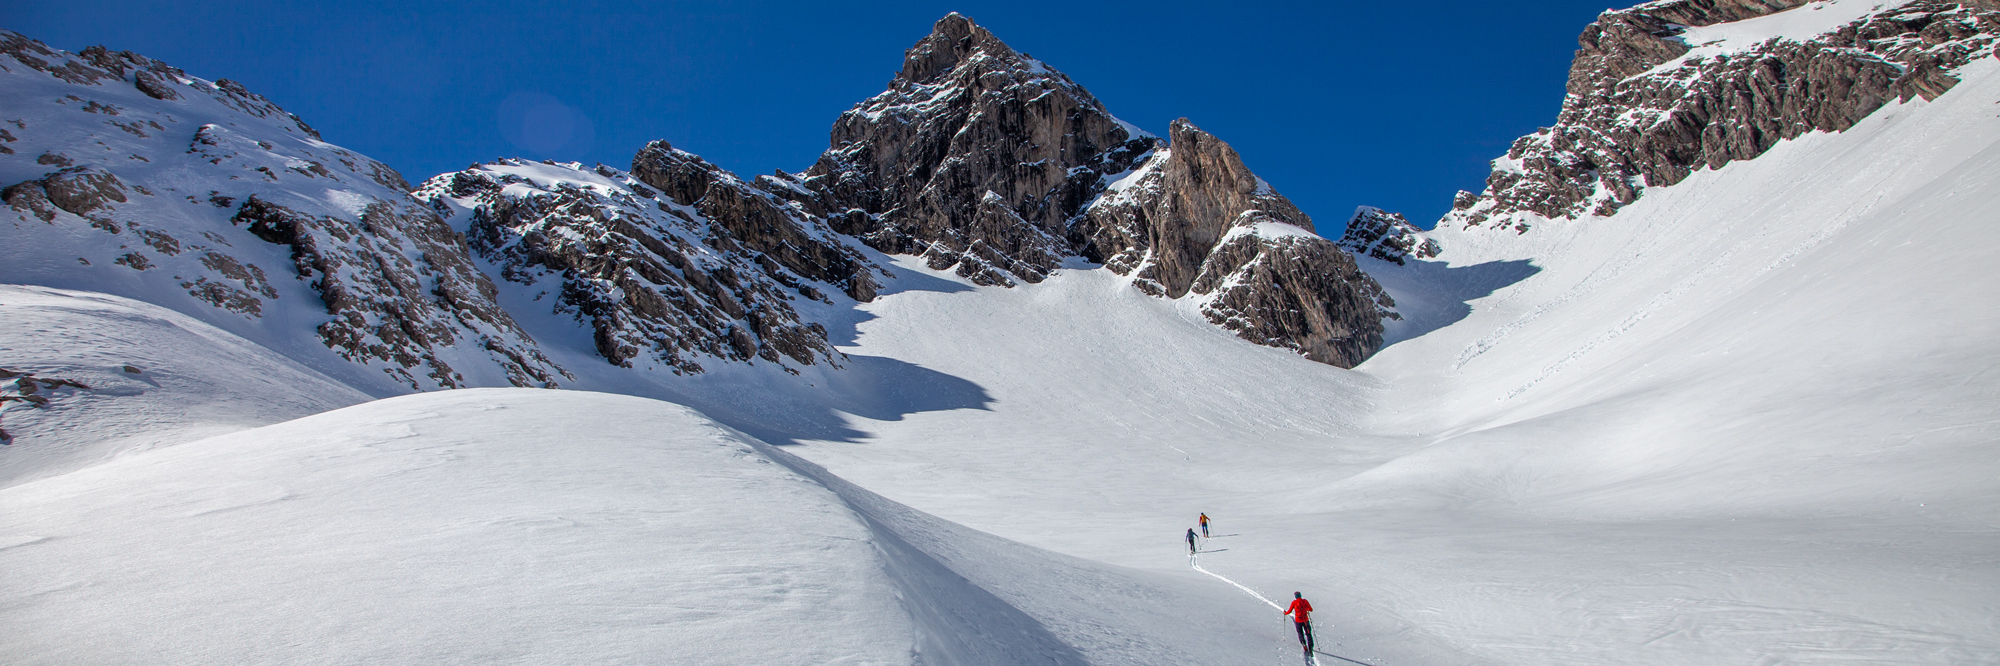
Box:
12;0;1619;231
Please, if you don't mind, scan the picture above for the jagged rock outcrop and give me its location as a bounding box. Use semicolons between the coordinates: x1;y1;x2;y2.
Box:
630;142;880;302
232;194;565;387
1448;0;2000;231
799;12;1154;287
4;17;1401;375
784;15;1393;366
1194;223;1394;367
416;159;885;374
1337;206;1440;266
0;31;565;390
1080;119;1393;367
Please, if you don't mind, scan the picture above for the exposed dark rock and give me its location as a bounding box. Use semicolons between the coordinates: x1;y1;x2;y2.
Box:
132;69;182;100
417;159;875;374
40;165;129;216
2;166;130;231
0;371;92;425
1449;0;2000;231
785;15;1393;366
1080;120;1308;296
1077;119;1391;367
1;31;115;86
1195;227;1394;367
631;142;881;303
2;180;61;221
799;12;1153;285
232;195;568;388
3;31;567;391
1338;206;1441;266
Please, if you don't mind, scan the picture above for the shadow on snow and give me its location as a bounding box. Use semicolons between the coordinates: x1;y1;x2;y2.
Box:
1369;257;1541;348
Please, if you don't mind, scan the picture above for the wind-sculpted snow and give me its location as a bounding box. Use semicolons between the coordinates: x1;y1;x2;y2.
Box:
0;286;367;489
1447;0;2000;232
0;31;564;392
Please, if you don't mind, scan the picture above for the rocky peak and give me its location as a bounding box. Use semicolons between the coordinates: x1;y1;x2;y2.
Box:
1447;0;2000;233
1338;206;1441;266
1081;118;1312;298
788;15;1396;367
800;13;1154;287
899;13;1012;85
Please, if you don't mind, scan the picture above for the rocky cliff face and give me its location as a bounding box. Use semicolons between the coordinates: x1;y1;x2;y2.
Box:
0;31;565;391
793;14;1393;367
1337;206;1441;266
1078;119;1393;366
799;13;1155;288
1447;0;2000;232
3;14;1402;378
415;157;885;375
630;141;881;303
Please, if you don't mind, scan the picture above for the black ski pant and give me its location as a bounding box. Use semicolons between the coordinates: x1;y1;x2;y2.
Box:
1294;620;1314;649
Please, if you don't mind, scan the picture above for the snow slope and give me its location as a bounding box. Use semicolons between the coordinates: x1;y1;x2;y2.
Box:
769;54;2000;665
0;285;366;488
0;32;561;397
0;387;1311;666
5;6;1998;666
0;389;915;665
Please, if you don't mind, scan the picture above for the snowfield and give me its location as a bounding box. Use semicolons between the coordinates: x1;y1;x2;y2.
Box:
765;55;2000;665
0;285;366;487
0;390;916;665
4;7;1999;666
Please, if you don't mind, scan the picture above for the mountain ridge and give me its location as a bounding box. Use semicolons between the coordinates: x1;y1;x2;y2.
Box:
1444;0;2000;232
4;2;1998;663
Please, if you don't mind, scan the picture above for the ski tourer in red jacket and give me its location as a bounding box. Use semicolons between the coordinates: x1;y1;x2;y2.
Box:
1285;593;1315;649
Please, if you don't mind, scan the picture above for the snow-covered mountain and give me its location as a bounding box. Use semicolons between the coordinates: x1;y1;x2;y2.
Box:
4;1;1999;664
414;156;881;375
0;32;566;396
1446;0;1999;231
